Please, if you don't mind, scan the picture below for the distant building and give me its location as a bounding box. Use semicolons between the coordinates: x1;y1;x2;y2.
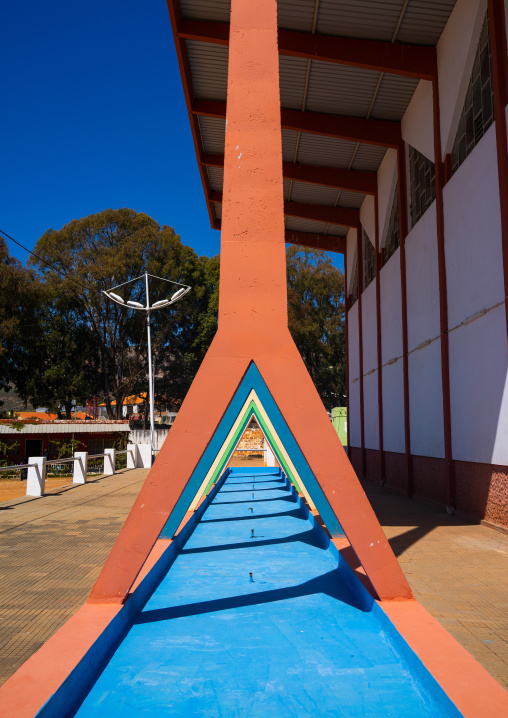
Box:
0;420;129;464
98;394;180;425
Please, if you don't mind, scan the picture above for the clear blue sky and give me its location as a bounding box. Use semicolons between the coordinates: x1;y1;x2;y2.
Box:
2;0;343;271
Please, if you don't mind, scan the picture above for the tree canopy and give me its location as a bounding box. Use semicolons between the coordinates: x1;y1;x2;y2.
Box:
286;246;346;411
1;211;345;418
1;210;219;418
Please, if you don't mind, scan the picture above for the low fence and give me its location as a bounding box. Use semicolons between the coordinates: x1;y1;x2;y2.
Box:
0;443;153;498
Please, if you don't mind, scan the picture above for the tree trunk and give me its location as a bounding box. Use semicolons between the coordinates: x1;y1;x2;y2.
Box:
64;400;73;420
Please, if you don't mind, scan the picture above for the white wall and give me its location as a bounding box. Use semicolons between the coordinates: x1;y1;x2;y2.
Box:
444;124;508;464
346;228;357;290
363;371;379;450
362;280;377;374
405;202;440;352
450;305;508;464
401;80;434;161
379;248;405;453
379;248;403;364
377;149;398;247
381;361;405;454
362;280;379;450
360;195;375;246
408;341;445;457
444;125;503;328
345;0;508;475
348;302;361;447
403;199;444;458
437;0;487;156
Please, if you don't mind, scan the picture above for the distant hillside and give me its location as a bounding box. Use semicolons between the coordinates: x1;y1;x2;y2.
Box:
0;388;26;413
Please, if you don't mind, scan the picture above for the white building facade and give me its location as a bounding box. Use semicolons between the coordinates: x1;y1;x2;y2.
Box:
346;0;508;527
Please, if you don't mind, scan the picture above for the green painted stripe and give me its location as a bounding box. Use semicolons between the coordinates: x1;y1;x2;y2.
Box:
203;399;301;496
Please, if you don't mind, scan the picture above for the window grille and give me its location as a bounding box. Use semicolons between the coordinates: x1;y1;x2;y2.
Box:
350;255;358;305
384;183;400;262
409;145;435;227
363;229;376;290
451;15;494;174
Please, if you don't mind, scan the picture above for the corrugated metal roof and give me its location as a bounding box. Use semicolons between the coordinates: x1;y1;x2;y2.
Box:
279;56;308;110
305;61;381;117
295;133;357;168
314;0;406;42
281;129;299;162
176;0;458;233
285;216;329;234
396;1;457;45
179;0;457;45
0;423;129;435
371;74;419;121
290;181;341;207
207;166;224;191
198;116;226;154
337;190;366;209
213;202;223;219
277;0;316;33
350;144;387;171
186;40;228;101
180;0;231;22
326;223;349;236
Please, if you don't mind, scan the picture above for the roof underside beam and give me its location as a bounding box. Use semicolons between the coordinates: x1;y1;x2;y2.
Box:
193;100;401;148
285;230;346;254
202;153;376;195
211;224;347;254
210;192;360;228
177;19;437;80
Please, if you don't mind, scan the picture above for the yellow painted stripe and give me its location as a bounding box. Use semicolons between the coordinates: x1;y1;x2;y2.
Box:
188;389;316;511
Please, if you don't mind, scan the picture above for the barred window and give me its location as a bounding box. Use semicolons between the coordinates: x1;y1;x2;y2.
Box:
451;15;494;174
384;183;400;262
350;255;358;305
363;229;376;290
409;145;435;227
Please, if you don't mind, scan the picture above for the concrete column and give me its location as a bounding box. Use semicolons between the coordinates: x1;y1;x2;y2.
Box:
126;444;139;469
137;444;152;469
104;448;116;476
73;452;88;484
26;457;46;497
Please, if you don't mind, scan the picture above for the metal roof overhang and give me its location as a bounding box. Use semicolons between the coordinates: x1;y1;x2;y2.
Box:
167;0;457;251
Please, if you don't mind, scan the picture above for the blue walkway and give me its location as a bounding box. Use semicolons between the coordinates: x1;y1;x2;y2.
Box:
73;469;460;717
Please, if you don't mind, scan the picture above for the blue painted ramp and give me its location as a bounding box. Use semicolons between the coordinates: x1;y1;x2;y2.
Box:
72;469;461;717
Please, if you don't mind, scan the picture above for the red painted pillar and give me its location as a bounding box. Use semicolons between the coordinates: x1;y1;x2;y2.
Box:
356;226;366;478
89;0;413;604
488;0;508;354
432;78;454;512
397;143;413;498
374;194;385;484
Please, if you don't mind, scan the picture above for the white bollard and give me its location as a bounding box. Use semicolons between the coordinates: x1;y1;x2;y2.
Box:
104;448;116;476
26;457;46;497
137;443;153;468
265;444;276;467
73;452;88;484
126;443;139;469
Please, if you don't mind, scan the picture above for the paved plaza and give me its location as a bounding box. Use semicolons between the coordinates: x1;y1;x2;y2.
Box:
0;468;506;690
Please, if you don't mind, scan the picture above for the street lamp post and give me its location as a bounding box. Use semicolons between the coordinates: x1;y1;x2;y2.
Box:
103;272;190;462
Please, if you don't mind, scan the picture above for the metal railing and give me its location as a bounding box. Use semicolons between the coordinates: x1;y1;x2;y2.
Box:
0;443;154;499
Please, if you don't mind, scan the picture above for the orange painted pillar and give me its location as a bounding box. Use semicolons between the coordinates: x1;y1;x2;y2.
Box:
89;0;412;604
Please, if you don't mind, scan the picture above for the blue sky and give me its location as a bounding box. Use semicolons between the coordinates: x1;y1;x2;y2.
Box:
2;0;343;271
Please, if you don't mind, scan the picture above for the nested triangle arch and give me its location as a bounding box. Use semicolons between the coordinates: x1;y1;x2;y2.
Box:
159;361;344;539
